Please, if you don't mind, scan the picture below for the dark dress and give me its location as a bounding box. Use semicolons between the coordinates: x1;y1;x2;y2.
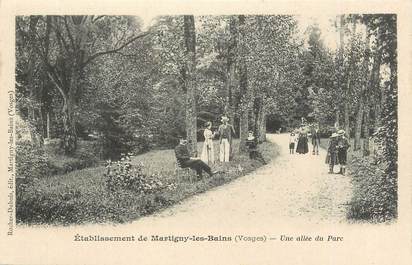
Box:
325;138;338;165
296;133;309;154
337;137;350;165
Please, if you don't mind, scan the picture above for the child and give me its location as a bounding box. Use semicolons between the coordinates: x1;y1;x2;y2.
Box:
246;131;267;164
336;129;350;175
325;133;339;174
289;132;296;154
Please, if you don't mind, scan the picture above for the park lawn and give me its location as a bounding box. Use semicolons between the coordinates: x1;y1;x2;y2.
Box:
17;139;279;225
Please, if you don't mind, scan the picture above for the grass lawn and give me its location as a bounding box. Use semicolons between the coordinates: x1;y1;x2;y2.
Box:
17;139;279;225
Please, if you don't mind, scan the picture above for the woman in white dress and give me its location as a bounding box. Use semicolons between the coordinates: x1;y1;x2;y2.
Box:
200;121;215;165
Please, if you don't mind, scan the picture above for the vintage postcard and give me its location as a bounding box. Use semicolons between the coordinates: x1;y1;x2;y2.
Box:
0;0;411;264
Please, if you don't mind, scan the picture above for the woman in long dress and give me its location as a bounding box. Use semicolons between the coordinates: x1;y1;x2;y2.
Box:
296;128;309;154
200;121;215;164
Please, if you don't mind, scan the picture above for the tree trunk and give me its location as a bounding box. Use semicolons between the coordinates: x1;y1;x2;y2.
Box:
226;16;238;158
238;15;250;153
344;21;357;139
61;96;77;155
371;38;383;130
225;16;237;120
354;33;371;150
183;15;197;156
335;109;340;130
46;112;51;139
362;98;371;156
258;104;266;142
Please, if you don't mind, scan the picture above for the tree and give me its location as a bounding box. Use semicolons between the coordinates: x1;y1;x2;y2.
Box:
16;16;148;154
237;15;251;153
354;32;371;151
183;15;198;155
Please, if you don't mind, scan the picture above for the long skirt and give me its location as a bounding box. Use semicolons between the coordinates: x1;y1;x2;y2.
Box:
337;149;347;165
200;140;214;165
296;137;308;154
325;152;338;165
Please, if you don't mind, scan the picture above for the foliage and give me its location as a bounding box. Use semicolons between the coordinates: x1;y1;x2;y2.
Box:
104;153;175;193
16;140;52;181
16;140;278;225
347;154;397;222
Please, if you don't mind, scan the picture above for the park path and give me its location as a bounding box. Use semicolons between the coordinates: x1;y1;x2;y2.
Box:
128;133;353;228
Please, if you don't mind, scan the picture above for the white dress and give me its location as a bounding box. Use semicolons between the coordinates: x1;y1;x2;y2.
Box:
201;129;215;164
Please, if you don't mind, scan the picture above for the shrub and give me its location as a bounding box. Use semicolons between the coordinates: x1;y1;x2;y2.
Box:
347;154;397;222
16;140;52;180
104;153;175;194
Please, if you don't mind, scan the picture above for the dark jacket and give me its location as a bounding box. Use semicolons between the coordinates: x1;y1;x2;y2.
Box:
175;144;190;165
311;131;321;145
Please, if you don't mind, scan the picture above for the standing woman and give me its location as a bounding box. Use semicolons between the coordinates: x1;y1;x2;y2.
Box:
296;127;309;154
200;121;215;165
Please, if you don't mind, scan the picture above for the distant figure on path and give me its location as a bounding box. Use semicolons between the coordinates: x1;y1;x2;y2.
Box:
175;136;217;180
296;128;309;154
289;131;297;154
246;131;267;164
218;116;235;162
311;126;321;155
200;121;215;165
336;129;350;175
325;133;339;174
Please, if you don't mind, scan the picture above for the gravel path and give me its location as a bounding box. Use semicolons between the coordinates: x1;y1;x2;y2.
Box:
129;133;353;228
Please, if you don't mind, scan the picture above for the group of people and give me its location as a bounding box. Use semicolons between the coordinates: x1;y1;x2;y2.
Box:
325;129;350;175
288;124;321;155
288;120;350;175
175;115;265;180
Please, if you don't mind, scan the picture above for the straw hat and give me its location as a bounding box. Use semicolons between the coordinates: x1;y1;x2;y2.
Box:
221;116;229;122
337;129;345;135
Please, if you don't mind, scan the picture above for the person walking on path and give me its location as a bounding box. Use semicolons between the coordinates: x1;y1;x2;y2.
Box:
311;126;321;155
175;136;217;180
218;116;235;162
296;128;309;154
200;121;215;165
325;133;339;174
289;131;297;154
336;129;350;175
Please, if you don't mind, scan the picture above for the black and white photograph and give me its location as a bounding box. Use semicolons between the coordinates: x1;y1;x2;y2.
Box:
14;13;398;226
1;0;412;264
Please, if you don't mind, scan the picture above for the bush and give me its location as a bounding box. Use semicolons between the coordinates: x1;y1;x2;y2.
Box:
44;139;101;175
104;153;175;194
16;140;278;225
347;154;397;222
16;140;52;180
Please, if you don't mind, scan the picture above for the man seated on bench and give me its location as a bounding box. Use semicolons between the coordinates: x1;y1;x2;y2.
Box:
175;136;218;180
245;131;267;165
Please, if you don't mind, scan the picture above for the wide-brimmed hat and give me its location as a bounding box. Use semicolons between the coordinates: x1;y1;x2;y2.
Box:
337;129;345;135
221;116;229;122
331;133;339;138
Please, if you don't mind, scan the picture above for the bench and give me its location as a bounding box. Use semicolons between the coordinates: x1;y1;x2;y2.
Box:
174;159;196;182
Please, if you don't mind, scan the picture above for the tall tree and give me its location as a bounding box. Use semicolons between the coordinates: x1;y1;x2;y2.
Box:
16;16;148;154
238;15;251;153
344;19;356;139
354;32;371;150
183;15;198;155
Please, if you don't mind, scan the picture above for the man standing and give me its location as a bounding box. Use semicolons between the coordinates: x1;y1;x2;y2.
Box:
311;126;321;155
175;136;217;180
218;116;235;162
325;133;339;174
